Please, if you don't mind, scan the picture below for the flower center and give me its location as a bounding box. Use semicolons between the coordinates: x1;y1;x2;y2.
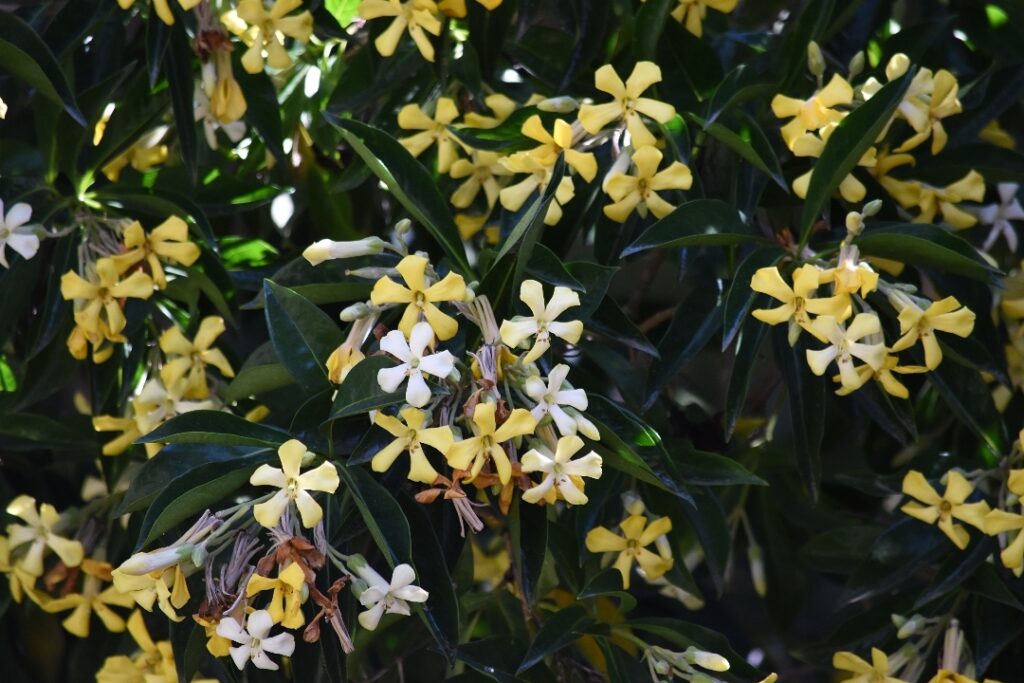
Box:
939;500;953;514
286;478;300;499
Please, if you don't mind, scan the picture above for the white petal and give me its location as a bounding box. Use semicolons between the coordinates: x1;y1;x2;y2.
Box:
554;388;588;410
377;364;409;393
358;601;386;631
229;644;251;670
405;371;432;408
549;404;578;436
217;616;249;644
261;632;296;657
4;203;32;229
524;376;547;401
393;584;429;602
409;321;436;356
247;609;274;639
418;350;454;379
563;452;603;479
379;329;413;361
250;650;279;671
6;233;39;261
390;564;417;590
544;287;581;319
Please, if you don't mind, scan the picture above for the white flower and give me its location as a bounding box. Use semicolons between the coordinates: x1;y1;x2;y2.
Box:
217;609;295;671
356;563;429;631
133;378;218;437
377;321;455;408
499;280;583;363
520;435;603;505
0;200;40;268
974;182;1024;252
524;364;599;439
194;83;246;151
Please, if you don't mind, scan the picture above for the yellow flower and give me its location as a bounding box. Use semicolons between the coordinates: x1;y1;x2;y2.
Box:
463;93;518;129
66;322;115;364
889;296;975;370
901;470;989;549
234;0;314;74
979;120;1016;150
832;648;907;683
371;407;454;484
602;145;692;222
805;313;887;393
578;61;676;148
521;115;597;181
771;73;853;150
370;254;466;341
834;353;926;400
790;123;876;202
826;255;879;297
521;435;603;505
499;151;577;225
0;535;44;604
499;279;584;363
890;67;962;155
398;98;461;173
250;438;341;528
455;212;500;242
246;562;307;628
101;128;170;182
109;217;200;289
359;0;443;62
584;514;673;589
445;402;537;484
749;264;851;344
116;0;201;25
436;0;503;16
111;563;191;621
878;165;985;229
664;0;738;37
5;495;84;576
60;257;154;341
449;150;511;209
207;48;248;123
159;317;235;399
984;506;1024;576
41;559;135;638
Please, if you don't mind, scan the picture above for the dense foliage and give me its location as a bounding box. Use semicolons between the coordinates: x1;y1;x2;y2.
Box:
2;0;1024;681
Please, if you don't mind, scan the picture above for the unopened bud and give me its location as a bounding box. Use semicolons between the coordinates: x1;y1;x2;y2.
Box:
621;491;646;516
747;545;767;597
447;367;461;383
898;614;926;640
653;658;672;676
863;199;883;216
891;613;908;629
886;53;911;80
848;51;865;78
846;211;865;235
303;237;386;266
537;96;579;113
807;41;826;77
340;302;371;322
395;218;412;237
119;545;193;575
686;647;730;673
346;266;396;280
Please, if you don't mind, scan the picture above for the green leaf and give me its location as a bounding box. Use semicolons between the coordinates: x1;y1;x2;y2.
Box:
136;451;275;549
854;223;1000;282
773;328;825;500
667;439;767;487
634;0;674;61
117;444;267;515
525;243;584;291
621;199;759;257
722;247;784;351
0;14;84;125
844;518;945;603
325;0;360;27
914;537;995;609
447;107;551;152
0;414;97;451
263;280;343;392
628;618;766;680
585;395;694;506
687;113;787;189
165;22;196;182
169;619;206;683
798;71;914;245
329;117;472;276
138;410;291;447
927;358;1006;458
509;496;548;607
517;606;595;674
326;356;404;421
224;363;295;403
337;465;412;565
724;315;769;441
577;569;637;613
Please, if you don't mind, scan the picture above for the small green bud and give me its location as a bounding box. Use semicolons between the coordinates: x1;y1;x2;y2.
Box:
807;41;826;77
848;51;865;78
863;199;883;216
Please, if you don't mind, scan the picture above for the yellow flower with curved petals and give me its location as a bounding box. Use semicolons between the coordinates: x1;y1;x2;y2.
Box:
5;495;84;576
250;439;340;528
499;151;577;225
578;61;676;148
832;648;908;683
667;0;738;37
370;254;466;341
372;407;454;484
398;97;462;172
889;296;975;370
749;264;851;344
60;258;154;341
521;115;597;182
445;402;537;483
246;562;307;628
602;145;692;222
111;564;190;622
109;217;200;290
901;470;989;549
234;0;314;74
42;560;135;638
805;313;887;393
584;514;673;589
159;317;235;399
771;73;853;150
117;0;201;25
359;0;443;62
449;150;511;210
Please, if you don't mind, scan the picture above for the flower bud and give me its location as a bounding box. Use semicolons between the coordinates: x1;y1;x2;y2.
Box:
340;302;371;322
346;266;396;280
447;367;461;383
848;51;865;78
621;492;646;516
652;658;672;676
862;199;883;217
845;211;865;235
303;236;386;266
747;545;767;597
686;647;730;673
898;614;926;640
807;41;826;77
119;545;193;575
886;53;911;80
395;218;412;237
891;613;908;629
537;96;579;113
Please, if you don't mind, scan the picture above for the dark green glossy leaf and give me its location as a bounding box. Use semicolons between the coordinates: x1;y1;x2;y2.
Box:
509;496;547;607
263;280;342;392
138;410;291;447
799;71;914;245
329;117;472;275
525;242;584;291
688;113;786;189
337;464;412;565
629;617;766;680
0;14;84;125
517;606;594;674
667;439;767;487
496;157;567;293
724;313;769;441
577;568;637;613
854;223;1000;282
326;355;403;421
165;22;196;182
621;199;758;257
773;327;825;501
224;363;295;403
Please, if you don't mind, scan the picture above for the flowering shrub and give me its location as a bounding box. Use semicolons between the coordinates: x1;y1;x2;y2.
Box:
3;0;1024;681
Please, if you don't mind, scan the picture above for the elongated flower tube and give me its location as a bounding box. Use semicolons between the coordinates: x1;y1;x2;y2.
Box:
445;402;537;483
250;439;340;528
303;236;387;265
578;62;676;148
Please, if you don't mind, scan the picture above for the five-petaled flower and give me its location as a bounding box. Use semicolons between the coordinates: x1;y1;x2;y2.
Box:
233;0;314;74
750;265;850;345
982;469;1024;574
354;562;429;631
159;316;235;399
901;470;989;549
0;200;40;268
359;0;444;62
805;313;888;393
371;407;454;484
5;495;84;576
217;608;296;671
60;258;154;341
521;435;603;505
602;145;692;222
245;562;307;628
397;98;462;173
832;648;907;683
585;514;674;589
771;73;853;150
524;364;599;439
109;217;200;290
889;296;976;370
578;62;676;148
250;439;341;529
377;322;456;408
445;401;537;484
370;254;466;341
500;280;584;363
